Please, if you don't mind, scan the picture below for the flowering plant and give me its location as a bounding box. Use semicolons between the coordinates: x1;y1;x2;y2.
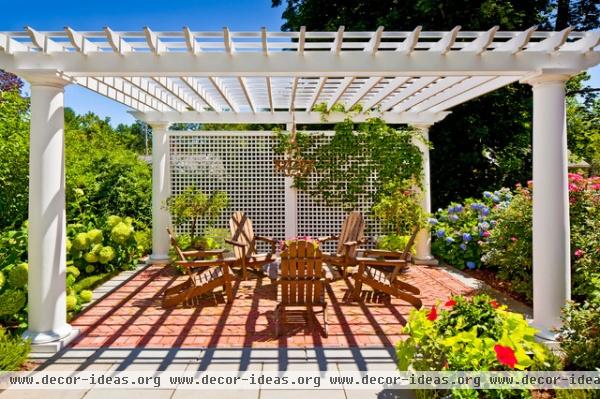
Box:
430;189;511;270
397;294;557;398
482;173;600;303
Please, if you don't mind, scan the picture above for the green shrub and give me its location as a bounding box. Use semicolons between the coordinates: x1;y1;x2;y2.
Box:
72;232;91;250
0;289;26;317
87;229;103;244
79;290;93;303
0;327;30;371
397;294;556;399
110;222;133;245
376;234;415;254
372;181;425;236
0;271;4;290
7;263;28;288
66;295;77;311
66;266;80;278
73;273;109;292
98;246;116;264
558;299;600;371
84;251;99;263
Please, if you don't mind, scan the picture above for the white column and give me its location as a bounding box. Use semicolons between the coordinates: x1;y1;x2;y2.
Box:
527;74;571;339
284;124;298;238
150;122;171;263
23;76;73;345
412;124;437;265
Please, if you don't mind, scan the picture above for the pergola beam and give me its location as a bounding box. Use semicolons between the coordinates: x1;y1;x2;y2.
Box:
3;51;597;77
130;110;451;125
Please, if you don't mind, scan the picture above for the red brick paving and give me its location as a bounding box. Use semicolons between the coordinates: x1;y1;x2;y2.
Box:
69;264;476;349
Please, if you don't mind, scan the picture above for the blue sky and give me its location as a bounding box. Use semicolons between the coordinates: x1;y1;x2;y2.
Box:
6;0;599;126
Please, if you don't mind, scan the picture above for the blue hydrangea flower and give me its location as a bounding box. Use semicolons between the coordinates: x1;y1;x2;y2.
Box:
483;191;492;198
427;217;438;225
460;243;467;251
462;233;472;242
436;229;445;238
445;237;455;244
466;261;476;270
480;222;490;231
505;193;512;200
449;214;459;222
481;207;490;216
492;195;500;203
454;204;464;213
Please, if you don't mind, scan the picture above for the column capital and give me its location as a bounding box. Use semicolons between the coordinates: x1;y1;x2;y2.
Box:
22;70;72;88
149;121;171;131
411;123;432;131
520;69;574;87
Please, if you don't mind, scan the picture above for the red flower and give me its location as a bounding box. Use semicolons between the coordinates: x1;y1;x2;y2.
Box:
494;345;517;368
490;300;500;309
574;249;584;258
427;306;438;321
444;299;456;308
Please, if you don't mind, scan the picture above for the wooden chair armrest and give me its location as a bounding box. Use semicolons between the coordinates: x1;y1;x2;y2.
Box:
317;235;339;242
225;239;246;248
362;249;406;259
182;249;225;260
343;240;359;247
175;259;225;268
356;257;408;268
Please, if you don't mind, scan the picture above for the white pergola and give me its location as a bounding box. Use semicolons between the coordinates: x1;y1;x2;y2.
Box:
1;26;598;350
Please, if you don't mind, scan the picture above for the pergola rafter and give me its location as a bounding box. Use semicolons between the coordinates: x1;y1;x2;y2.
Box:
1;26;599;351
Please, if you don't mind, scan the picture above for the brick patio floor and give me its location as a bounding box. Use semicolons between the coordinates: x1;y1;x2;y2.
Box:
69;264;476;349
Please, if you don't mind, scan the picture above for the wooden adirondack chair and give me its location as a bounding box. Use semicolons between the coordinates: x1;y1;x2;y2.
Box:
319;211;366;276
274;240;328;337
351;227;422;308
163;228;234;307
227;211;277;280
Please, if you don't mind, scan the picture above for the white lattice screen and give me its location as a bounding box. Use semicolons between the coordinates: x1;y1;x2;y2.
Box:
169;131;382;251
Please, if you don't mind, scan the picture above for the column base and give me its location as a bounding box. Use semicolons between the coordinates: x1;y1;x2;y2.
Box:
531;321;560;342
23;325;79;353
413;256;439;266
148;254;171;265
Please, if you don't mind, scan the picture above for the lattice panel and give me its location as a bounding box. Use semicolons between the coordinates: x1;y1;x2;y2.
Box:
296;133;381;253
169;132;286;250
169;131;382;253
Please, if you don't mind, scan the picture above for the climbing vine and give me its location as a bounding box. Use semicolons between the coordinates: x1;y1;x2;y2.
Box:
273;103;426;211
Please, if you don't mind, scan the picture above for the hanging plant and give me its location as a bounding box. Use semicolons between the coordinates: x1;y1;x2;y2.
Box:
272;113;316;177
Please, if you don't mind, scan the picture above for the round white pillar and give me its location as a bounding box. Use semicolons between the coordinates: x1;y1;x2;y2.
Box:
150;122;171;263
528;74;571;339
23;78;73;344
412;124;436;264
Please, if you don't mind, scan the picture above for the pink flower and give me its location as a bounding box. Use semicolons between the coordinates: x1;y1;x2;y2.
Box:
574;249;584;258
427;306;438;321
494;345;517;368
483;231;491;238
510;237;518;242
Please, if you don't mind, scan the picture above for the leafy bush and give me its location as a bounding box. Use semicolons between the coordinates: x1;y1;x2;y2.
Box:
376;234;416;253
373;181;425;236
165;187;228;245
430;189;511;270
482;174;600;302
397;294;556;399
0;327;30;371
557;298;600;371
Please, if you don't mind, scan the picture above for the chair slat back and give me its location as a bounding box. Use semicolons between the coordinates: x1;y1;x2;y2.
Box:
229;211;256;259
389;226;420;282
336;211;364;257
167;228;186;262
279;241;324;306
